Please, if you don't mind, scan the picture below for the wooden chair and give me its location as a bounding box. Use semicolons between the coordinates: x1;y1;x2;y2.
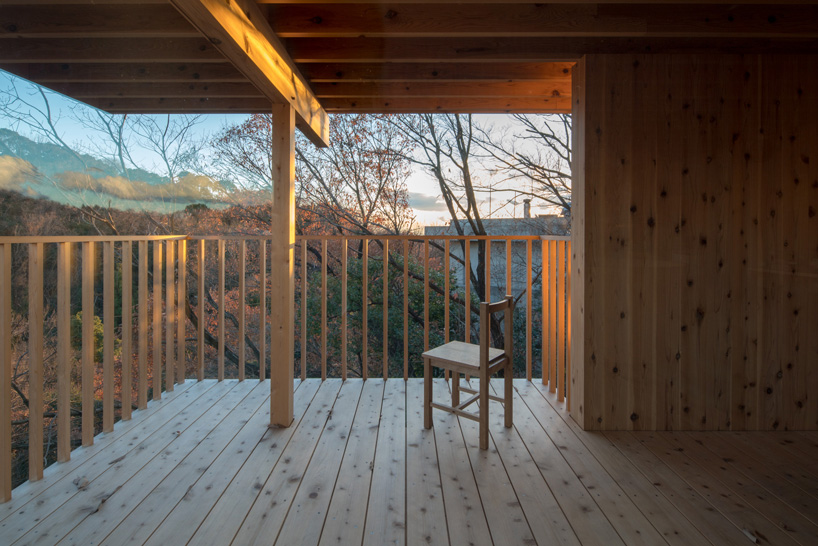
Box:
422;295;514;450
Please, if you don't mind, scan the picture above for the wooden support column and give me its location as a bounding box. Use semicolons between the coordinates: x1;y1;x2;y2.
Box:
270;103;296;427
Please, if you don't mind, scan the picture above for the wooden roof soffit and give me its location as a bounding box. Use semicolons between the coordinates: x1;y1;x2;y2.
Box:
169;0;329;147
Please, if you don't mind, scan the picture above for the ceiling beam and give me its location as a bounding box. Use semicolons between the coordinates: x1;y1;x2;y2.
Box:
42;81;265;99
312;81;571;98
300;62;574;81
0;62;247;83
285;36;818;62
266;3;818;39
169;0;329;147
320;96;571;113
0;4;197;39
85;96;278;113
0;37;225;63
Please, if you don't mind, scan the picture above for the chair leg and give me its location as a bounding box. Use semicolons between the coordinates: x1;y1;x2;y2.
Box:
479;373;489;450
504;362;513;428
452;373;460;407
424;358;432;429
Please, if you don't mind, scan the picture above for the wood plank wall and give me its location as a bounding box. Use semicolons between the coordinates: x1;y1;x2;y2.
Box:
572;54;818;431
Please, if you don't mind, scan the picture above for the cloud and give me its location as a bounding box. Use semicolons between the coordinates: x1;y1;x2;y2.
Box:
409;191;447;211
55;171;224;203
0;155;39;191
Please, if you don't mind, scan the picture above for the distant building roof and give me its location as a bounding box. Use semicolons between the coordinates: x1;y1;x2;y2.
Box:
424;215;569;237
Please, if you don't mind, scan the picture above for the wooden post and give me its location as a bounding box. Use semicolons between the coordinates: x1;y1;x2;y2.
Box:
28;243;44;480
341;238;347;381
103;241;115;431
321;239;327;381
57;242;72;459
259;239;267;381
403;238;409;381
218;238;225;381
138;241;148;408
270;103;295;427
177;239;186;383
165;240;175;389
1;243;11;501
197;239;205;381
238;239;246;381
382;239;388;380
82;241;95;445
362;239;368;380
121;242;132;420
153;241;163;399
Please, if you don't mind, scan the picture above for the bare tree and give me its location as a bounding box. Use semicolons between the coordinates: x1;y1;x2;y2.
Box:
476;113;572;214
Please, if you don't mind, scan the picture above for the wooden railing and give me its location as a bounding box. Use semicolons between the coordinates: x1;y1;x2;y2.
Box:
1;233;570;501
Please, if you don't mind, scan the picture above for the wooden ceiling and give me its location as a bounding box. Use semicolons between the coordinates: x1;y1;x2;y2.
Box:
2;1;818;127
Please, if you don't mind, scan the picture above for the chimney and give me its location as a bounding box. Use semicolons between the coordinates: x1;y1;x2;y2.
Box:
523;199;531;218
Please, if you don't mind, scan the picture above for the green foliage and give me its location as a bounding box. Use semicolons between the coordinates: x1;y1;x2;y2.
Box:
70;311;104;362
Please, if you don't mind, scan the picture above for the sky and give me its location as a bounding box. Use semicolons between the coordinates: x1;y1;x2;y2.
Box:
0;69;553;227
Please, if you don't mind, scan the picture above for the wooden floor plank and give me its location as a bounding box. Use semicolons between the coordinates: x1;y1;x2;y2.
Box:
520;380;666;546
152;379;320;546
45;380;258;546
691;432;818;524
634;431;800;546
4;377;816;546
404;379;449;546
485;379;579;545
100;380;274;545
427;378;491;546
663;432;818;545
362;379;407;546
274;380;364;545
0;379;201;523
2;380;228;545
223;379;344;546
510;382;624;546
605;431;756;546
319;379;387;546
529;381;712;546
729;433;818;490
457;379;536;545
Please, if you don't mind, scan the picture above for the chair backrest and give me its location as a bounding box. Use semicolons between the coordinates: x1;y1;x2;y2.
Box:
478;295;514;367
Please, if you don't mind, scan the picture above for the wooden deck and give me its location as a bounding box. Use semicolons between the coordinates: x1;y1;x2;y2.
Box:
2;378;818;546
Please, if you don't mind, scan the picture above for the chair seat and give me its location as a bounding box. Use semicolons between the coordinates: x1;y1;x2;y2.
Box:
422;341;506;374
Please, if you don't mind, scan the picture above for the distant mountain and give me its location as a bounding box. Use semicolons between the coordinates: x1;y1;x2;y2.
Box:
0;127;163;184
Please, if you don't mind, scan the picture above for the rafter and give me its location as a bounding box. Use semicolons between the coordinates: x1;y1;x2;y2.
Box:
170;0;329;146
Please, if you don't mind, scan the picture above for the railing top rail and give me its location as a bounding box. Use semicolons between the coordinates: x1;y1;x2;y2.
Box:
0;235;187;244
295;234;566;241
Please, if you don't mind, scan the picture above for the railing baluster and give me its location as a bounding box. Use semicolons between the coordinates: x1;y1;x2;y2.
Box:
197;240;205;381
177;239;186;384
259;240;266;381
443;239;450;382
403;238;409;381
506;239;512;294
423;240;429;352
217;239;225;381
153;241;163;399
526;239;533;381
464;239;470;344
28;242;44;480
165;241;175;390
557;241;566;402
82;241;95;444
382;239;388;380
549;240;558;393
341;238;347;381
57;242;72;458
485;239;491;301
321;239;327;381
566;240;572;410
103;240;115;431
299;241;305;381
541;240;547;385
121;242;132;421
362;239;368;380
238;240;246;381
138;241;148;408
1;243;11;501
